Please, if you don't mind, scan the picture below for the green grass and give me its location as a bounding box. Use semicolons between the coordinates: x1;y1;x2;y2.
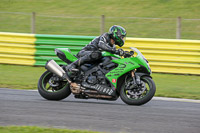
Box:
152;73;200;99
0;64;46;89
0;126;101;133
0;64;200;99
0;0;200;39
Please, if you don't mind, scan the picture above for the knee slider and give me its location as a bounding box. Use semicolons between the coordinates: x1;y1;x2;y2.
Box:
90;51;102;60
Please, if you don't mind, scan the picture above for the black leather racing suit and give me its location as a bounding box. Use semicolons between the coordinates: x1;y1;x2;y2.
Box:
76;33;116;66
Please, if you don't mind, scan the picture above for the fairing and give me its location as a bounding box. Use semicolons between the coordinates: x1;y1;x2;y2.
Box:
105;47;151;88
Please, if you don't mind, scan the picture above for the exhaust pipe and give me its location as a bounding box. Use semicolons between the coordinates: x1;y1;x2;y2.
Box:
45;59;71;83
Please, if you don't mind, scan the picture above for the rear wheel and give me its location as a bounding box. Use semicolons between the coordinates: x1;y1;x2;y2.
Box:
38;71;71;100
120;76;156;105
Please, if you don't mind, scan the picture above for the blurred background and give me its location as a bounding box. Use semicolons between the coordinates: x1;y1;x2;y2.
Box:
0;0;200;100
1;12;200;39
0;0;200;39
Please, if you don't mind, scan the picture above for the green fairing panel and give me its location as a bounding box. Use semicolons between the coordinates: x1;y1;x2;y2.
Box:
102;51;121;59
136;55;150;72
106;56;149;88
57;48;77;62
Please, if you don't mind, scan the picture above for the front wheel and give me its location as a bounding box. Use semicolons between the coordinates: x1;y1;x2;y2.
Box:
120;76;156;105
38;71;71;100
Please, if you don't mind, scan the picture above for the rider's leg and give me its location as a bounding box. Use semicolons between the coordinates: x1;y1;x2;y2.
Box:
65;51;102;72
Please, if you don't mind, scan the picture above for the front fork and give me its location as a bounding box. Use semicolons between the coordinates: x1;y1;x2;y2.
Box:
131;70;141;87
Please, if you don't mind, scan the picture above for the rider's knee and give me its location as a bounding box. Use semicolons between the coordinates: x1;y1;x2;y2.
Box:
90;51;102;60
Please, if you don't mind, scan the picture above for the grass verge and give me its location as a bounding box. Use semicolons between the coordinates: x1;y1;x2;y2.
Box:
0;126;101;133
0;0;200;39
0;64;200;99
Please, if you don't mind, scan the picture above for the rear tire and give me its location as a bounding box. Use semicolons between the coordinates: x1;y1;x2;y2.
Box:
120;76;156;105
38;71;71;100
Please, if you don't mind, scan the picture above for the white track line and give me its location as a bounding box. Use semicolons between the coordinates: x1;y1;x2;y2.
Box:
153;97;200;103
28;90;200;103
28;90;37;92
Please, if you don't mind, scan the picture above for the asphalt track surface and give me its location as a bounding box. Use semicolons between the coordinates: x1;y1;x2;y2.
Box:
0;88;200;133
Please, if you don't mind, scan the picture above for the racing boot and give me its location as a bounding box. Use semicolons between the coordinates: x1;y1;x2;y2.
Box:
65;60;79;72
65;56;89;72
65;53;94;72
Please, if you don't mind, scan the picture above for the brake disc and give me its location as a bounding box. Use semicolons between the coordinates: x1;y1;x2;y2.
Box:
127;81;146;98
49;78;59;87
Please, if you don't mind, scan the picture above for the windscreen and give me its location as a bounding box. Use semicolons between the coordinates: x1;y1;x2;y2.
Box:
130;47;148;63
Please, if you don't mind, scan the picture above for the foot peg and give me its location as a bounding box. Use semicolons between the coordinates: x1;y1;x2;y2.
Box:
65;65;78;72
71;68;79;72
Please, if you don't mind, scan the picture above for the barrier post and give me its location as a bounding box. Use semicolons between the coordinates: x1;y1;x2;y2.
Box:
31;12;36;34
176;16;181;39
100;15;105;34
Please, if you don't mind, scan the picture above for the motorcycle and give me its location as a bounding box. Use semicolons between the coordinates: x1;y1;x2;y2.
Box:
38;47;156;105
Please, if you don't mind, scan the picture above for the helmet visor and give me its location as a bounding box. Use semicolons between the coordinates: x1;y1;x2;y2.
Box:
121;36;126;42
116;36;126;47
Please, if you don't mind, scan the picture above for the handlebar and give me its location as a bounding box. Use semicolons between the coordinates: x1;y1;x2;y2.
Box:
123;51;134;58
115;49;134;58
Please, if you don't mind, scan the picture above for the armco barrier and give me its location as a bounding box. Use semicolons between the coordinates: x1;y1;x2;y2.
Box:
34;34;94;66
124;38;200;75
0;32;36;65
0;32;200;75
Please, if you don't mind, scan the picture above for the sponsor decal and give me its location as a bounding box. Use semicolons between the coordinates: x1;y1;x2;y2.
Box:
112;79;116;83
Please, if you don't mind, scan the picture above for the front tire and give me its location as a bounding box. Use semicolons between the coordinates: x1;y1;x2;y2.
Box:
38;71;71;100
120;76;156;105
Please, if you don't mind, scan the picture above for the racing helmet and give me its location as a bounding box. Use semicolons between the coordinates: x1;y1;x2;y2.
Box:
108;25;127;47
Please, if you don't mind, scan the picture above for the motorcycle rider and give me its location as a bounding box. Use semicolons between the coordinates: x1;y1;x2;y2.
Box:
65;25;127;72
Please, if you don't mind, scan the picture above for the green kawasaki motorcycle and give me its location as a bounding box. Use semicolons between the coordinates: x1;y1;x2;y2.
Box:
38;47;156;105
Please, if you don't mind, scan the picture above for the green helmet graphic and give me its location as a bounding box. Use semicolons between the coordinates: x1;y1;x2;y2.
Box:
109;25;127;47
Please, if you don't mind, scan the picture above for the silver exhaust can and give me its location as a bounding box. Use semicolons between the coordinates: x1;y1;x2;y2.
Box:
45;59;66;78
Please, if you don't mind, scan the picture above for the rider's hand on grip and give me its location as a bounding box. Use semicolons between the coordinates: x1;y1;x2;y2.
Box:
116;48;125;56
